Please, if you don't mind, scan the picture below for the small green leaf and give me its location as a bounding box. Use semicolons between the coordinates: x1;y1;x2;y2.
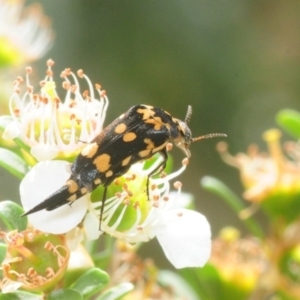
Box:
48;289;82;300
0;200;27;231
276;109;300;139
0;290;42;300
0;242;7;263
71;268;109;297
0;148;29;179
201;176;264;238
96;282;134;300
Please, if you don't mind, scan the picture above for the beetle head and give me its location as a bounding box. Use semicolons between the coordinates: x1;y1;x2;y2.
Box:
174;105;227;158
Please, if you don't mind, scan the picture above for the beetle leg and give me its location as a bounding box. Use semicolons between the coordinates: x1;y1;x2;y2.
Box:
146;150;168;200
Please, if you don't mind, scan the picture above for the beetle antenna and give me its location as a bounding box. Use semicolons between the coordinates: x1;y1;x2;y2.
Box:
192;133;227;142
185;105;193;124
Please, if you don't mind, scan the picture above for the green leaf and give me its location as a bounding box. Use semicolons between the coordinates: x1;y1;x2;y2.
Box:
0;200;27;231
0;116;14;131
0;148;29;179
201;176;264;238
0;291;41;300
96;282;134;300
70;268;109;297
48;289;82;300
158;270;199;300
0;242;7;263
276;109;300;139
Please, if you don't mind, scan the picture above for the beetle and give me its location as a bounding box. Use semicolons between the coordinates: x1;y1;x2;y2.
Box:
23;104;226;218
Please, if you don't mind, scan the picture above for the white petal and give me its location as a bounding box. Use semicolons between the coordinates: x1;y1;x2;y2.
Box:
68;244;94;270
20;160;88;234
65;227;84;251
2;121;21;140
30;144;59;161
166;191;194;210
83;212;102;240
154;208;211;269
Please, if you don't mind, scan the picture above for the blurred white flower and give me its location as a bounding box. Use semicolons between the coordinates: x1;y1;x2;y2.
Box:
20;154;211;269
0;0;53;66
3;60;109;161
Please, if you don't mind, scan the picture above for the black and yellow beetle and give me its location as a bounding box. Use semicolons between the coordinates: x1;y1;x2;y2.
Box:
23;104;226;217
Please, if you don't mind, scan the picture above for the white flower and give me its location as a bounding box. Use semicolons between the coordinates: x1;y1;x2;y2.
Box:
0;0;53;65
3;60;109;161
20;154;211;269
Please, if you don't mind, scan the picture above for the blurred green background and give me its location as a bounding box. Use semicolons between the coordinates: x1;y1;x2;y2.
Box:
2;0;300;266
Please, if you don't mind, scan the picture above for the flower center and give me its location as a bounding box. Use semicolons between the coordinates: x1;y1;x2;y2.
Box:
103;166;152;232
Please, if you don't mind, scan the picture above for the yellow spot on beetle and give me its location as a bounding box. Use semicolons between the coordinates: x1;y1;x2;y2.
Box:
123;132;137;142
144;138;155;149
80;187;88;195
105;170;113;177
66;180;79;194
67;194;77;202
145;117;163;130
153;142;167;153
137;106;155;120
94;178;101;185
122;155;132;166
81;142;99;158
114;123;127;134
138;149;151;158
93;153;111;172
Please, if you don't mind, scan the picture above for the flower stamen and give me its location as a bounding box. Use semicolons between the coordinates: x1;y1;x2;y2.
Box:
4;61;109;161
